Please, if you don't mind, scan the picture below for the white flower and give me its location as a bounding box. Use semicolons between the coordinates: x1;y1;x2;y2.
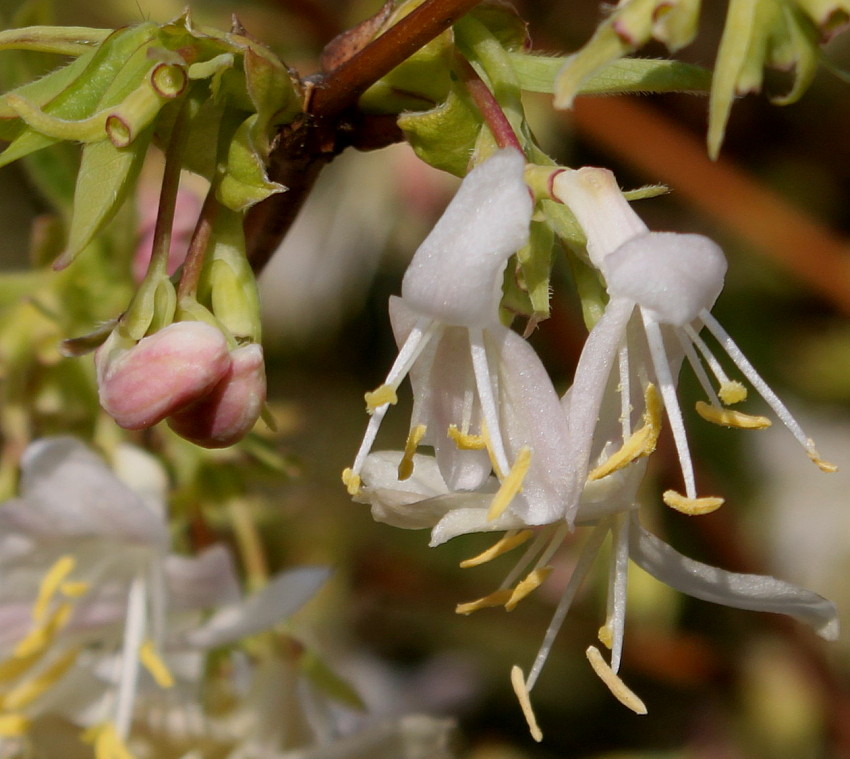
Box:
551;166;835;523
354;391;838;740
344;148;571;527
0;437;330;757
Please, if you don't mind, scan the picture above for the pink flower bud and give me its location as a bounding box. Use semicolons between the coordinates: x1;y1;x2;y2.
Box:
96;321;232;430
167;343;266;448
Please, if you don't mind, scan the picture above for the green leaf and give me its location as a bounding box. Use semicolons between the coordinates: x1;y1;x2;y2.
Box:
511;53;712;95
56;127;151;269
243;47;301;161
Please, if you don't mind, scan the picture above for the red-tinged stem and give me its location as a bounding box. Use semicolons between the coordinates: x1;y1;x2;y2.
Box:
177;185;219;301
455;54;523;153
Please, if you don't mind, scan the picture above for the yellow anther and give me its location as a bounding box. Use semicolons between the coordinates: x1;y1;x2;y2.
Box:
364;384;397;413
398;424;427;480
34;555;76;623
447;424;486;450
807;440;838;473
3;648;79;710
341;468;361;496
84;723;135;759
719;380;747;405
695;401;771;430
505;567;553;611
588;384;661;481
487;447;532;521
510;665;543;742
140;639;174;688
60;581;90;598
455;589;513;615
14;602;72;659
662;490;724;516
459;530;534;568
0;714;30;737
0;649;42;683
598;625;613;649
586;645;647;715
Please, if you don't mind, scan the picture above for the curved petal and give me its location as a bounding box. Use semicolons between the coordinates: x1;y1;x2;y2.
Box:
490;326;571;525
628;515;839;641
401;148;532;328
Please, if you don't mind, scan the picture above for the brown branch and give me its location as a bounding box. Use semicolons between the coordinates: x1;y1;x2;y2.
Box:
310;0;487;119
246;0;486;273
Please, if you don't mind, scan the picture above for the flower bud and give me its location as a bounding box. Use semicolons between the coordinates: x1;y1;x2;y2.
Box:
96;321;232;430
167;343;266;448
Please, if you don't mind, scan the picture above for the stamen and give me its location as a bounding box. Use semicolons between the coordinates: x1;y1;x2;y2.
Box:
685;323;747;403
598;625;613;648
447;424;486;450
140;639;175;688
643;316;698;499
808;443;838;473
398;424;427;480
663;489;724;516
84;723;135;759
487;447;532;521
699;310;837;472
678;330;722;406
505;567;553;611
510;665;543;742
586;645;647;714
0;649;42;682
455;589;513;615
459;530;534;568
14;602;72;658
605;513;630;672
364;384;397;413
341;468;361;496
469;328;511;477
589;384;661;481
3;649;79;710
526;522;611;690
34;555;76;623
114;575;147;739
618;342;633;438
0;714;30;736
695;401;771;430
60;581;89;598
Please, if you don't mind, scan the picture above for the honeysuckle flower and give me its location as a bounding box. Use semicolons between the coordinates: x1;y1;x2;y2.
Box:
0;437;330;756
354;415;838;740
551;166;835;524
96;320;232;430
344;148;571;528
167;342;267;448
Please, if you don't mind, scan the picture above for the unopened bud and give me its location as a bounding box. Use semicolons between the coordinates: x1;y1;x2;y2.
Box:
167;343;266;448
96;321;231;430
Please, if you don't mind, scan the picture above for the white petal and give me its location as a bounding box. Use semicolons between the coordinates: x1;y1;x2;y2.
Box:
605;233;726;327
166;545;241;611
401;149;532;328
628;515;839;640
184;566;331;649
3;436;166;545
490;326;572;525
430;507;526;546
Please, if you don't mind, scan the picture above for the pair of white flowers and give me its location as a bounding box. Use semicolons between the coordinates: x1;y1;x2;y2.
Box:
346;149;838;739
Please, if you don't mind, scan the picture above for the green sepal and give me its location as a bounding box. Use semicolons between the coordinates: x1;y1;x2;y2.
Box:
216;115;286;212
518;219;554;319
708;0;821;158
56;127;151;269
0;23;160;165
0;25;110;56
511;53;711;95
298;646;366;712
121;269;176;341
243;47;302;161
398;81;482;176
197;206;261;343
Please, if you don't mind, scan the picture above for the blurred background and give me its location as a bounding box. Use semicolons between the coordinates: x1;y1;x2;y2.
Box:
2;0;850;756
